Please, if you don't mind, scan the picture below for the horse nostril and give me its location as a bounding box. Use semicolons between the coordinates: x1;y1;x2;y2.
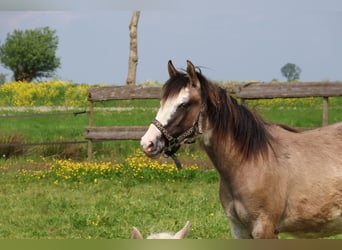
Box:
144;141;154;152
147;141;154;151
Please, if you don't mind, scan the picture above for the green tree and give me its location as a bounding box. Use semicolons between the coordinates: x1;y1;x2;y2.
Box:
0;27;60;82
281;63;301;82
0;73;6;84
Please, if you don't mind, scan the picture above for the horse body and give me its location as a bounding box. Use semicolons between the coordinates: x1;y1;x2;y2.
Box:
204;123;342;238
140;60;342;239
274;125;342;237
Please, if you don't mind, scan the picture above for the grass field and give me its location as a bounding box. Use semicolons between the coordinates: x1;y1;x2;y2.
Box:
0;170;227;239
1;162;341;239
1;97;342;161
0;82;342;239
1;81;341;158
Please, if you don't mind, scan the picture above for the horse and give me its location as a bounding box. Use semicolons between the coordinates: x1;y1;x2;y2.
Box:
131;221;190;239
140;60;342;239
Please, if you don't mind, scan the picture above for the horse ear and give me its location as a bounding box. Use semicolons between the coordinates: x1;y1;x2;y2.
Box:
174;221;190;239
186;60;200;88
131;227;144;239
168;60;178;78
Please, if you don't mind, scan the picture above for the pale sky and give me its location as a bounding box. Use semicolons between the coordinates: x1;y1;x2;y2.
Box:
0;0;341;84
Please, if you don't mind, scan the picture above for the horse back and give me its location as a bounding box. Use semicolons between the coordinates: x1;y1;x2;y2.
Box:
273;122;342;237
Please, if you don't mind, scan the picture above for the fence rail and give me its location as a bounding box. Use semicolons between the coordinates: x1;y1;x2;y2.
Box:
0;110;88;148
85;126;148;141
236;82;342;99
0;110;87;119
85;81;342;160
0;140;88;147
88;85;161;101
2;82;341;160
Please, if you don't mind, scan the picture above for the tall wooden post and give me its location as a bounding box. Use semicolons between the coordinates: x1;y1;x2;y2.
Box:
126;10;140;85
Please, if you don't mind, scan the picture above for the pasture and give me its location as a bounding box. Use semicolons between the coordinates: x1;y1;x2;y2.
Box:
0;166;225;239
1;97;342;162
0;81;342;239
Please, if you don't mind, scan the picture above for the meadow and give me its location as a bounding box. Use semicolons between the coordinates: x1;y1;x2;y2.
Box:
0;81;342;239
1;80;341;161
0;151;224;239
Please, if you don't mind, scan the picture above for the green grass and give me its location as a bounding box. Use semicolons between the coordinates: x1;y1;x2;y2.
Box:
0;171;229;239
0;106;156;160
1;82;342;240
0;91;342;239
1;96;342;161
1;169;341;239
258;106;342;127
246;97;342;127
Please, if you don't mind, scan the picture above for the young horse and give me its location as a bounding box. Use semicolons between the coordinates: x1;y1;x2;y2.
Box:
131;221;190;239
140;60;342;239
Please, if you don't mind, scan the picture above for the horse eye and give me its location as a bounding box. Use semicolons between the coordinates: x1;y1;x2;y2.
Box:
179;102;189;109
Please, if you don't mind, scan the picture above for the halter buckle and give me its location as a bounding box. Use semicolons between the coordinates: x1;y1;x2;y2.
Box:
163;138;180;157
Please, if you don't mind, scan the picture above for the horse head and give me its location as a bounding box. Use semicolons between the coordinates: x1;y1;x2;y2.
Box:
140;60;204;158
131;221;190;239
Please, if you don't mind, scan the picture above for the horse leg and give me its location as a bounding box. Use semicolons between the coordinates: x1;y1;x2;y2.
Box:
229;218;253;239
251;217;278;239
219;179;252;239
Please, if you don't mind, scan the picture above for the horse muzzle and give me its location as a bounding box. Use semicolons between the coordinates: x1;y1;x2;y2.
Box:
140;124;166;158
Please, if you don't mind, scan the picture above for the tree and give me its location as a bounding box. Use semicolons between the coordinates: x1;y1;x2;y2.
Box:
0;27;60;82
126;11;140;85
0;73;6;85
281;63;301;82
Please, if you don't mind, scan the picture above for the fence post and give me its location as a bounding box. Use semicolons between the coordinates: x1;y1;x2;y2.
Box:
322;97;329;126
87;101;94;161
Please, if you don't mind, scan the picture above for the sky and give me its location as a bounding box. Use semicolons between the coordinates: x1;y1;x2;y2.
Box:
0;0;341;84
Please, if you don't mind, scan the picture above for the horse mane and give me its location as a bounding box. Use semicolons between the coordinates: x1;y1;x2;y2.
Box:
162;71;276;161
198;74;273;161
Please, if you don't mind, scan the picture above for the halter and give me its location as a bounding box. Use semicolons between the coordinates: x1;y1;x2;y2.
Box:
151;104;205;170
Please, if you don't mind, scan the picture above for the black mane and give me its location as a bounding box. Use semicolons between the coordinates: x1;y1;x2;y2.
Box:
197;73;272;161
162;71;273;161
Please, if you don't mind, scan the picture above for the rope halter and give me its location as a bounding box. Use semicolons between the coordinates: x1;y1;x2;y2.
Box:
151;104;205;170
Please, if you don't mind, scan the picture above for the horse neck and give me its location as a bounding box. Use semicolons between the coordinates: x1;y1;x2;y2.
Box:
199;90;272;168
200;120;242;170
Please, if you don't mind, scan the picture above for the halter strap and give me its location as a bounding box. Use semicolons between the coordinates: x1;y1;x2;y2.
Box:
151;104;205;170
152;119;175;143
152;119;198;145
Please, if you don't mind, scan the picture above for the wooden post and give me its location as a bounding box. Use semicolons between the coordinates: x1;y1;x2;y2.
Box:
87;101;94;161
89;101;94;127
126;10;140;85
322;97;329;126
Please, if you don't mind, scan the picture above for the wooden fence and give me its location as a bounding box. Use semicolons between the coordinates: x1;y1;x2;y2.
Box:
85;82;342;160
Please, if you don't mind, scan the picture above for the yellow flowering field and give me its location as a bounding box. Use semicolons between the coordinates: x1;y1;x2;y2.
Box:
11;150;206;185
246;97;321;108
0;80;89;107
1;80;340;109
